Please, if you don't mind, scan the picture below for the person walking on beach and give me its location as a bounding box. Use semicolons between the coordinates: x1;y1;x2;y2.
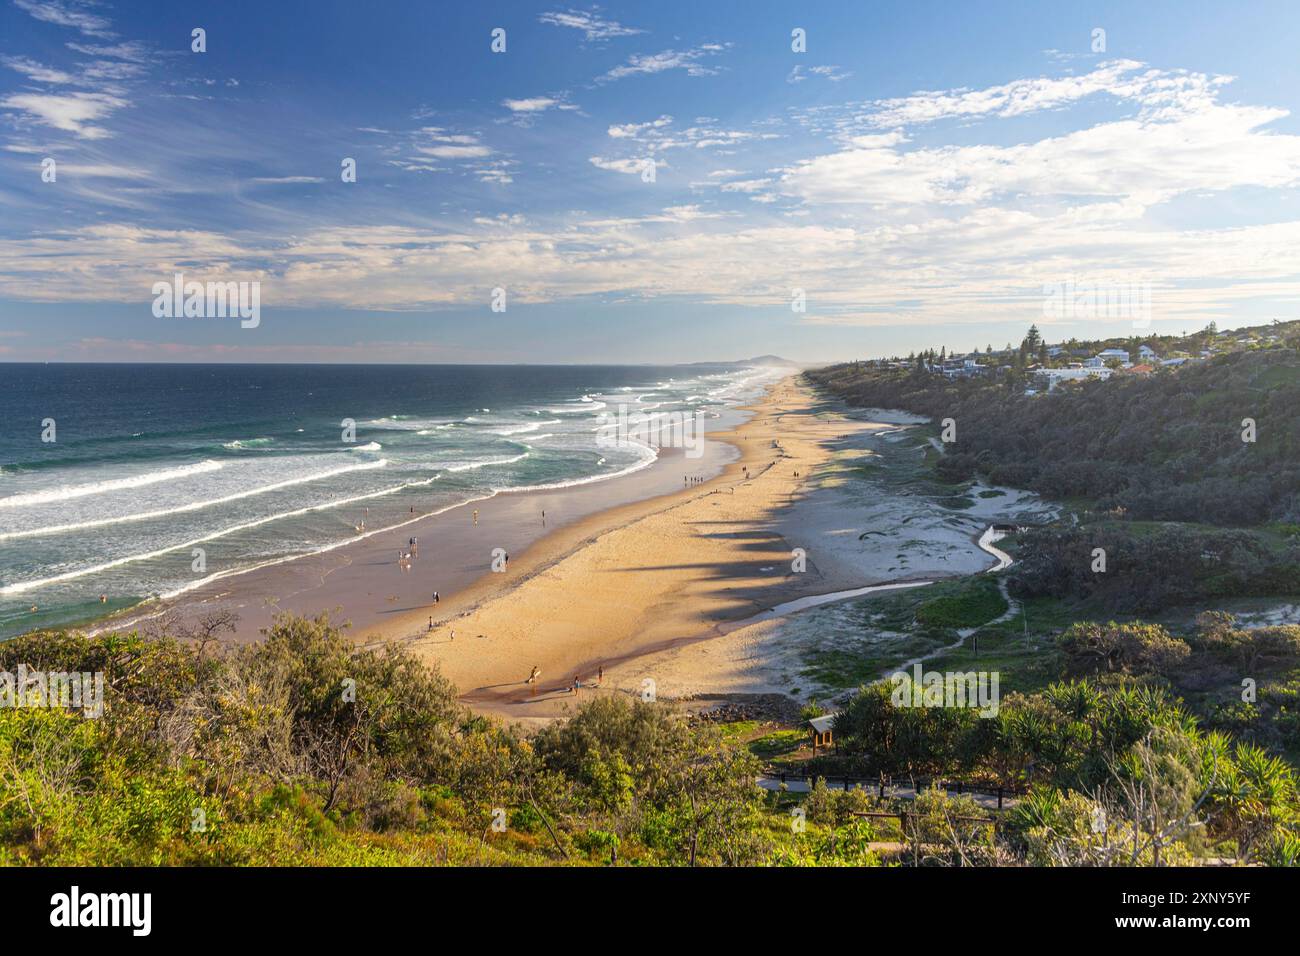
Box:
472;509;479;525
541;509;546;526
433;590;440;604
427;616;433;631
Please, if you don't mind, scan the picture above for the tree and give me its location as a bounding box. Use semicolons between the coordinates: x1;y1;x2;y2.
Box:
1059;621;1191;675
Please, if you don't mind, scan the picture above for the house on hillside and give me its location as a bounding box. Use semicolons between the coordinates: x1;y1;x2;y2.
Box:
1095;347;1133;366
1035;366;1114;391
1138;344;1158;360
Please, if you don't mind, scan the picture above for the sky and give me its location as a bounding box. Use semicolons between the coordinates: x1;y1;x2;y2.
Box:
2;0;1300;364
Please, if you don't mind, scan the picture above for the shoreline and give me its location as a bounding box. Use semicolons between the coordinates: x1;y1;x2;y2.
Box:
392;376;967;724
80;391;762;643
66;373;1052;730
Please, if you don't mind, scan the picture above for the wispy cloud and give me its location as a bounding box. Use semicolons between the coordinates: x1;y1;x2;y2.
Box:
0;90;127;138
1;2;149;138
14;0;114;38
2;55;77;84
601;44;729;82
251;176;326;184
787;64;853;84
503;97;559;113
538;9;643;41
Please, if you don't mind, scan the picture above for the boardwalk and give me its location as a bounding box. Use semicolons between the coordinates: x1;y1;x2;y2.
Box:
757;774;1018;810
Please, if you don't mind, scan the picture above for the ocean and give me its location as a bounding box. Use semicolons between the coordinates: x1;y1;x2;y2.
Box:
0;362;784;639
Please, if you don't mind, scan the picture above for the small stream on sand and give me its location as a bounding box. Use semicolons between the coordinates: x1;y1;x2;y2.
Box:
721;524;1014;636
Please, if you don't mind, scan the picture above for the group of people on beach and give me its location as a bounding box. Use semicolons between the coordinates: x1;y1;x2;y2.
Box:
395;536;421;570
523;664;604;695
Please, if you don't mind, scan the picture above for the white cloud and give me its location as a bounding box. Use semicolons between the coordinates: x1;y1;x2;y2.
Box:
418;144;492;159
65;41;149;61
602;44;728;82
14;0;114;39
719;178;773;193
780;100;1300;207
0;90;127;138
503;97;558;112
788;64;852;85
608;115;673;138
251;176;326;184
589;155;659;175
2;56;77;84
538;9;643;40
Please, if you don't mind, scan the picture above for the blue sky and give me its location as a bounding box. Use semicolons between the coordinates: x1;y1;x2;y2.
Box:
2;0;1300;363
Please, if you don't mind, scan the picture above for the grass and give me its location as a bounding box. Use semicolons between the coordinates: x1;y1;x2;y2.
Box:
792;579;1022;692
748;729;807;760
915;577;1008;629
922;623;1066;697
799;633;953;688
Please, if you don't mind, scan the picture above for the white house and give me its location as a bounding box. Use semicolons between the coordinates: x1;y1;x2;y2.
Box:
1138;344;1157;360
1036;367;1114;391
1095;347;1132;365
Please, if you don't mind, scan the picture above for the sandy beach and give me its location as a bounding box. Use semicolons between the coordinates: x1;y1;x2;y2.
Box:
104;372;1049;726
375;374;1037;724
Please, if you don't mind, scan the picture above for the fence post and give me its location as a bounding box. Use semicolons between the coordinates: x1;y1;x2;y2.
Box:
997;787;1003;810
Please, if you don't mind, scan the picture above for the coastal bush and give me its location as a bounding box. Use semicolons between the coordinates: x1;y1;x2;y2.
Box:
1058;621;1191;676
808;347;1300;526
0;616;766;866
1007;524;1299;614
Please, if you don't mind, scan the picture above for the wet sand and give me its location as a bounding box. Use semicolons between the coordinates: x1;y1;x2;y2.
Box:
95;413;743;642
99;372;1048;730
384;375;910;724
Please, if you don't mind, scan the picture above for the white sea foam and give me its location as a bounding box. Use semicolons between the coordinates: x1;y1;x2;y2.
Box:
498;442;656;493
0;468;443;595
0;458;391;542
444;453;529;473
484;419;561;436
0;460;224;509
